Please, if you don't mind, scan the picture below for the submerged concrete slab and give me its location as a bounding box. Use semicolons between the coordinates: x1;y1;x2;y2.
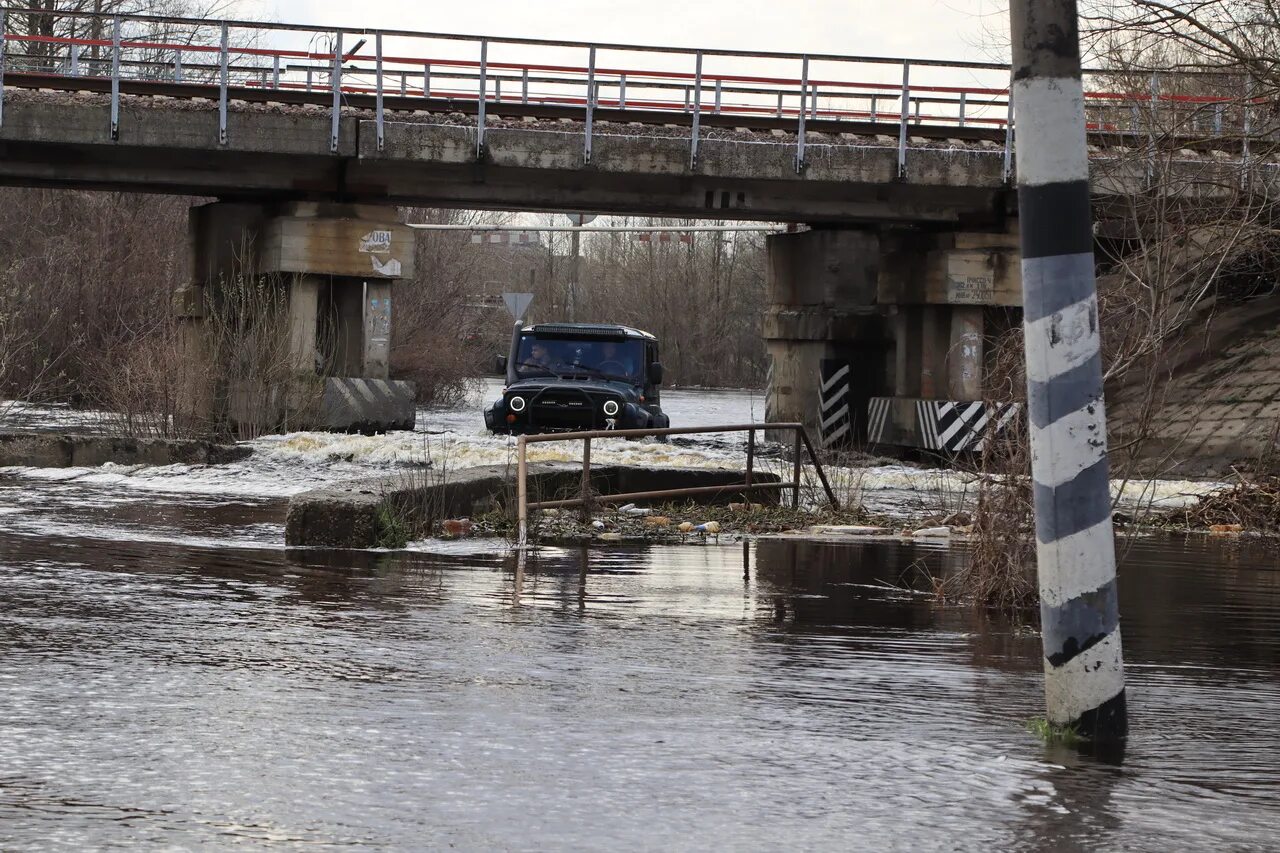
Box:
285;462;782;548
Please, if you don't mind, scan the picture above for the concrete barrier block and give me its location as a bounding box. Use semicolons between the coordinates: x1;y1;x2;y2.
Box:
321;378;417;432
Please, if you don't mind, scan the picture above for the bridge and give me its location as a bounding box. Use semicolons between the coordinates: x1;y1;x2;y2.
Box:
0;8;1268;441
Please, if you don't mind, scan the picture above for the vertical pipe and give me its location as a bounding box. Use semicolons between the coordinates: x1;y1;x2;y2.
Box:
517;436;528;549
306;66;313;92
476;39;487;158
584;45;595;164
423;62;430;97
1003;70;1015;182
217;21;228;145
745;429;755;487
870;95;877;122
714;77;722;113
690;51;703;168
272;54;279;89
375;31;384;152
579;438;592;523
618;73;625;109
71;44;80;78
790;429;802;510
796;55;809;173
1009;0;1126;745
110;16;121;140
495;78;502;102
330;30;343;153
959;91;967;127
400;72;406;96
522;67;529;103
913;96;921;124
0;14;6;131
897;60;910;177
684;86;689;111
1241;75;1251;189
776;90;783;118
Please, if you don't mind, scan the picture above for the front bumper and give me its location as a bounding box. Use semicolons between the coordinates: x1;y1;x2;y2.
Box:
486;396;649;434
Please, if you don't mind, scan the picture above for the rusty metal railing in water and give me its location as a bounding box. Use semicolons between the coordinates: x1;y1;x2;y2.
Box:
514;422;838;548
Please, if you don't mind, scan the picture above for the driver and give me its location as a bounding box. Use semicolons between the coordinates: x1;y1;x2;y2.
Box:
598;342;635;377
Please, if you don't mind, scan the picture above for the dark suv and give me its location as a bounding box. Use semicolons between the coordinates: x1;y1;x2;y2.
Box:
484;323;671;435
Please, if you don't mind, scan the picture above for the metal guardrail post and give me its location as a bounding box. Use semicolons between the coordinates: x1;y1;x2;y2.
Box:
584;44;595;163
958;91;966;127
521;67;529;103
796;55;808;173
329;30;342;153
618;73;625;109
579;437;592;522
714;77;722;113
690;50;702;168
375;31;384;152
495;78;502;102
272;53;279;89
110;15;121;140
776;91;783;118
476;38;487;159
897;60;910;178
306;66;312;92
516;435;528;549
870;95;877;122
400;72;406;96
745;429;755;486
173;48;180;82
791;428;802;510
423;62;430;97
70;44;79;77
217;21;229;145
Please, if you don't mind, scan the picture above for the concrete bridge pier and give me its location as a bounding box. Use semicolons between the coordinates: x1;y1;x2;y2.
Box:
177;201;417;433
763;228;890;444
764;225;1023;454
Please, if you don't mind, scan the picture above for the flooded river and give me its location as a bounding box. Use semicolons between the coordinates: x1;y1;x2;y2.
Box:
2;387;1278;849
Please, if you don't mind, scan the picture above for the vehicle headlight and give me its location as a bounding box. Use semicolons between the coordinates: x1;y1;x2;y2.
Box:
509;395;527;412
602;399;620;417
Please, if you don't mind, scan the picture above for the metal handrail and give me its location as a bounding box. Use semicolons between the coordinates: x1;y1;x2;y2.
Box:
0;8;1264;174
513;422;839;549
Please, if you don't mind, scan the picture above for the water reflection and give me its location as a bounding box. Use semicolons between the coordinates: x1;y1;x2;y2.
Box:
1;512;1278;847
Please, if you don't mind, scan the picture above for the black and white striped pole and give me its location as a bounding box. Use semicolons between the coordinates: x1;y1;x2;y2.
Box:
1009;0;1127;742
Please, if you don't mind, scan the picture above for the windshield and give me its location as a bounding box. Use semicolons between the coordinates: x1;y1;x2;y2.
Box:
513;335;645;383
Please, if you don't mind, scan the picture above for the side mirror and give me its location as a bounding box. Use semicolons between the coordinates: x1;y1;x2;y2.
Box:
495;354;508;375
649;362;664;385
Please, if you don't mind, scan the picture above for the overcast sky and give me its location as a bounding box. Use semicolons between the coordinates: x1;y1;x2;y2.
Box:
241;0;1011;65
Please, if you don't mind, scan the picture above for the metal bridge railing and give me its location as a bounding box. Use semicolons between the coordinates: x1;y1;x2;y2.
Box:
0;7;1267;178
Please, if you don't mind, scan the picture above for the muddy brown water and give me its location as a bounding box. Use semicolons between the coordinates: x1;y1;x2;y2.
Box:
1;471;1278;851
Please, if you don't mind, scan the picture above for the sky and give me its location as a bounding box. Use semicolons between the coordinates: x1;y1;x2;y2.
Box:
239;0;1012;65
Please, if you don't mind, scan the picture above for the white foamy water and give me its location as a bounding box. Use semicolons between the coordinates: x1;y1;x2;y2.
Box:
0;380;1221;515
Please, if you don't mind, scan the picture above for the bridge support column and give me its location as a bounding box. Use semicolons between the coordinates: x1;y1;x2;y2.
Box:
180;201;417;434
763;228;889;443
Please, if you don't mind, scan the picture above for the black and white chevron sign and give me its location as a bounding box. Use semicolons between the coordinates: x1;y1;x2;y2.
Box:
818;360;854;447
